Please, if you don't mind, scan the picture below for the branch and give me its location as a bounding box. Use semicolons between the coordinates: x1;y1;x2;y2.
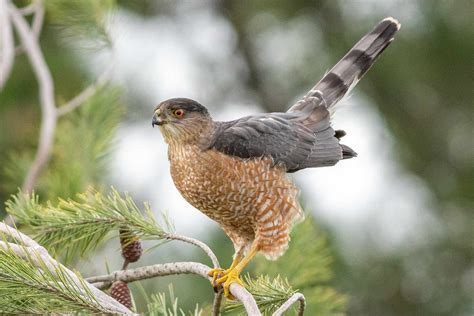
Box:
18;0;38;15
0;223;135;314
15;0;44;55
212;288;224;316
165;232;220;269
56;63;113;116
0;221;43;250
8;0;111;197
0;0;15;90
272;293;306;316
9;2;57;194
87;262;262;315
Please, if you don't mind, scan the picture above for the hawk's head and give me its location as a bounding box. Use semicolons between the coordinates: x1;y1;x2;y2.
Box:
152;98;212;144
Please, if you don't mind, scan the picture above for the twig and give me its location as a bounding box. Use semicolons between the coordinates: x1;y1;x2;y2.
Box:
15;0;44;55
212;288;224;316
9;2;58;194
0;223;135;314
18;0;37;15
56;63;113;116
0;222;43;250
87;262;261;315
30;0;44;40
165;232;220;269
0;0;15;90
272;293;306;316
9;0;112;196
86;261;210;287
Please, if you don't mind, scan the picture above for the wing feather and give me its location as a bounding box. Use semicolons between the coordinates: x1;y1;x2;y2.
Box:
210;113;346;172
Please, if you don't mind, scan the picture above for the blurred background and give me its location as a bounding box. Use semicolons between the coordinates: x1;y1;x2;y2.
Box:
1;0;472;315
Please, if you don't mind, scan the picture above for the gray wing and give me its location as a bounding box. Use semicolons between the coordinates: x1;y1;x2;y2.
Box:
210;108;351;173
208;17;400;171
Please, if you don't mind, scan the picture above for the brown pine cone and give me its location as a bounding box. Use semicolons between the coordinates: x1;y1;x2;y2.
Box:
110;280;132;309
119;229;143;263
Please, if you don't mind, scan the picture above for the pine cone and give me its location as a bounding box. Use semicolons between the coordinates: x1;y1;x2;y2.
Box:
110;280;132;309
119;229;143;263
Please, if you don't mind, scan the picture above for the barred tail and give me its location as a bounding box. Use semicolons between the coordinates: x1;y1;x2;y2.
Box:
304;17;400;110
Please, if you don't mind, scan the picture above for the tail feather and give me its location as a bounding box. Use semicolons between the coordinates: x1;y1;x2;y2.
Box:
341;144;357;159
289;17;400;113
285;17;398;170
312;17;400;108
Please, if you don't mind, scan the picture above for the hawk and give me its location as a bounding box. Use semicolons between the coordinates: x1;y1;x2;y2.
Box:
152;17;400;298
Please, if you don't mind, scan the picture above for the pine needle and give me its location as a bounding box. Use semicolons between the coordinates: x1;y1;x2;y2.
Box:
45;0;114;50
146;284;202;316
226;274;296;315
0;237;109;313
6;188;174;263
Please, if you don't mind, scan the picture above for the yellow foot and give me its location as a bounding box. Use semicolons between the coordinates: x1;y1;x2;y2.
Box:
207;267;225;287
215;269;244;300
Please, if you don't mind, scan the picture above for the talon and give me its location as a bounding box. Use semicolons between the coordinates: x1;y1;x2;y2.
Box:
216;273;228;285
208;267;244;300
207;268;225;286
222;270;244;300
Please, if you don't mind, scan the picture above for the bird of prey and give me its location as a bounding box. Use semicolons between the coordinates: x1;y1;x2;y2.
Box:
152;17;400;299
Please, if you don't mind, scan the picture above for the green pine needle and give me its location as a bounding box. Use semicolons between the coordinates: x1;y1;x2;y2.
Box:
226;274;296;315
0;238;109;313
6;188;174;263
147;284;202;316
255;217;334;288
46;0;115;49
253;217;348;314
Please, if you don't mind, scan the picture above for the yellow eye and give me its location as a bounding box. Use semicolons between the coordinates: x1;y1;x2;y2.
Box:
173;109;185;118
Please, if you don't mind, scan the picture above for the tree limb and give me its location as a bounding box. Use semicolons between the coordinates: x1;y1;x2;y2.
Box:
0;0;15;90
165;232;220;269
56;63;113;116
15;0;44;55
0;223;135;314
272;292;306;316
212;288;224;316
8;0;112;198
9;1;57;194
86;261;262;315
0;221;44;250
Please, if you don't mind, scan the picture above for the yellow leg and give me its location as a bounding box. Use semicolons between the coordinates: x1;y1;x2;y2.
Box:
216;244;259;299
207;249;243;286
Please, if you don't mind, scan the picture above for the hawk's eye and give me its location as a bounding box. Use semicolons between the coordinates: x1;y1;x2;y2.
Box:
173;109;185;118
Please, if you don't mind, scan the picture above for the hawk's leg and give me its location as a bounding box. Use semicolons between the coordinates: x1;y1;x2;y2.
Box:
207;247;244;286
215;243;259;299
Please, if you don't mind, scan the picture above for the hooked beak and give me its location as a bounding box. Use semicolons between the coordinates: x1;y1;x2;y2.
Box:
152;112;164;127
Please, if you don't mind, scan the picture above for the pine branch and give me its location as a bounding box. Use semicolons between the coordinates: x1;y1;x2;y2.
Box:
253;217;347;314
45;0;114;49
6;189;172;262
273;293;306;316
0;223;133;314
56;63;114;116
5;189;221;268
86;261;261;315
4;0;116;218
226;274;298;315
8;1;58;194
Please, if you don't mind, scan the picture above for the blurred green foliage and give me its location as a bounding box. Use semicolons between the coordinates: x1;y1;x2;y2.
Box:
1;0;472;315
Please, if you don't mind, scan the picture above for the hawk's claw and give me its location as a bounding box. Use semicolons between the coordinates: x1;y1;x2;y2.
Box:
214;269;244;300
207;267;225;286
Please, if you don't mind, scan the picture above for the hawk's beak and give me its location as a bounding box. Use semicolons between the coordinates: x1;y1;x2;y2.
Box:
152;112;163;127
